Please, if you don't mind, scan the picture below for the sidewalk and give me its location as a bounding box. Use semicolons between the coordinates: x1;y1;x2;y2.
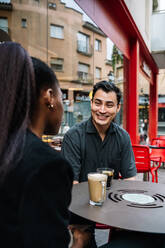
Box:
95;168;165;247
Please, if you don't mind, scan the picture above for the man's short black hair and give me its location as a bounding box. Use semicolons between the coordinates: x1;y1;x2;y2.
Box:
92;80;121;105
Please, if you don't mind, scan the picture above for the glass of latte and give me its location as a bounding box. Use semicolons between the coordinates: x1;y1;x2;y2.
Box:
97;168;114;189
88;172;107;206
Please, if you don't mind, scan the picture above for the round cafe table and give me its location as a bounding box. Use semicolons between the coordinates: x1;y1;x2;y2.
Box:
69;180;165;234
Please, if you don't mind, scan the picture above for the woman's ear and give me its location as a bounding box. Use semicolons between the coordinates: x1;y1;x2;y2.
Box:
42;88;55;111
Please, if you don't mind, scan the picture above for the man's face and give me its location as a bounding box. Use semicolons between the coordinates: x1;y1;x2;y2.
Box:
45;86;64;135
91;89;120;129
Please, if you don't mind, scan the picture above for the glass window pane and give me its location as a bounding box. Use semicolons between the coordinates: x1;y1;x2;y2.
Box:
50;25;64;39
96;67;101;79
95;39;101;51
78;63;89;73
0;17;8;32
21;19;27;28
77;32;89;53
50;58;64;71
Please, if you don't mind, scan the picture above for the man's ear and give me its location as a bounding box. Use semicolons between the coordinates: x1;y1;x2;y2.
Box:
117;104;121;113
90;99;93;108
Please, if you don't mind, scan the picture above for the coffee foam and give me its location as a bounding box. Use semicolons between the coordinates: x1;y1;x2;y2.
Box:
88;173;107;181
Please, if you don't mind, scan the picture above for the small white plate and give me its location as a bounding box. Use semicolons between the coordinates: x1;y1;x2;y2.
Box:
122;193;155;204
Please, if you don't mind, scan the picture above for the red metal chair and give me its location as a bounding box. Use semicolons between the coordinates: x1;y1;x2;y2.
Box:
159;136;165;139
132;145;162;183
150;138;165;163
95;223;112;242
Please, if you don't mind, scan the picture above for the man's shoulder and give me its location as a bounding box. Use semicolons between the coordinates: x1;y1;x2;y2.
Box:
112;122;130;139
65;119;88;137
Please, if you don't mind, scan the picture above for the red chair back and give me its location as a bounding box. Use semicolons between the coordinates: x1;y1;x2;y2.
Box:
151;138;165;162
132;145;150;173
159;136;165;139
151;138;165;146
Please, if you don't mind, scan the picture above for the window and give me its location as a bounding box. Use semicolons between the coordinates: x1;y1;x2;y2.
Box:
95;39;101;51
158;108;165;122
61;89;68;100
50;25;64;39
78;63;89;81
21;18;27;28
50;58;64;71
0;17;8;33
95;67;101;79
48;2;56;9
77;32;89;53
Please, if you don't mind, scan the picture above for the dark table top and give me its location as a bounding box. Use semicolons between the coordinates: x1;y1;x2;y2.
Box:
149;145;165;149
70;180;165;234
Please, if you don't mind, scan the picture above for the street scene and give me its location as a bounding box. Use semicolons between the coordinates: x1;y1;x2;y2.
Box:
0;0;165;248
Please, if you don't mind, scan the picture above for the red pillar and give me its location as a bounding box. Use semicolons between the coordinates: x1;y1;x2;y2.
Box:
149;73;158;142
123;57;129;130
124;40;139;144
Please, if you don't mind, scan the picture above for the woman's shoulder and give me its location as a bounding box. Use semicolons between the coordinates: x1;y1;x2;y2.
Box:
18;130;73;184
24;130;61;162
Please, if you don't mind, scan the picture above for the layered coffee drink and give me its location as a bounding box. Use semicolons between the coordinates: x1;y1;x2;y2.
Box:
88;173;107;206
97;168;114;189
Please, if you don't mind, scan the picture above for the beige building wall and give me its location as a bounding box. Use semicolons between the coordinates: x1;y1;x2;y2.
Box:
0;0;112;103
158;70;165;94
11;0;48;61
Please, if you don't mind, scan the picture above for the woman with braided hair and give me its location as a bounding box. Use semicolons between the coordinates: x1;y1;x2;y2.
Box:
0;42;77;248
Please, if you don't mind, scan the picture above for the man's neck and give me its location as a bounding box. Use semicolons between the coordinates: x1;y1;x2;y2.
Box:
92;119;110;141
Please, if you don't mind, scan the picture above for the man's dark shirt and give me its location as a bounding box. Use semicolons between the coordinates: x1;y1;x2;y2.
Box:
61;118;136;182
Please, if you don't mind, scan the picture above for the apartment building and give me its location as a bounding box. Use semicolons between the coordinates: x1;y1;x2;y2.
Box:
0;0;112;106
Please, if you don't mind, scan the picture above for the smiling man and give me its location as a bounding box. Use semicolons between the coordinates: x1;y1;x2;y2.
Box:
61;81;136;183
61;81;136;248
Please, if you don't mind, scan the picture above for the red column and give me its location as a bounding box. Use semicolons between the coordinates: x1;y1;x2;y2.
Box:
149;73;158;142
123;57;129;130
124;40;139;144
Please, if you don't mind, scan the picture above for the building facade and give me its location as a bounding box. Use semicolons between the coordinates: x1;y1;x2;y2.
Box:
111;0;165;135
0;0;112;130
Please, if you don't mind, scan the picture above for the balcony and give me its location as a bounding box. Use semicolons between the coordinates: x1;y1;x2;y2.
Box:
115;76;123;85
77;40;93;57
72;71;93;85
151;11;165;68
0;0;12;10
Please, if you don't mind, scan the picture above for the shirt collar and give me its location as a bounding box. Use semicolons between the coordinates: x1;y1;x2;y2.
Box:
86;117;116;134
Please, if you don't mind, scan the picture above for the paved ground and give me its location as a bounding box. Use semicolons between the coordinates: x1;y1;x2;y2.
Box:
95;167;165;247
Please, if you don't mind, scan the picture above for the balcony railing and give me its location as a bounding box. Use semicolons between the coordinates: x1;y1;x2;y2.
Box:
77;71;93;84
77;40;92;56
115;76;123;85
0;0;11;2
0;0;12;10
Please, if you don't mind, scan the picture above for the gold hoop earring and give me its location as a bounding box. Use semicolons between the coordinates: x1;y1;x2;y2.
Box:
48;104;54;110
